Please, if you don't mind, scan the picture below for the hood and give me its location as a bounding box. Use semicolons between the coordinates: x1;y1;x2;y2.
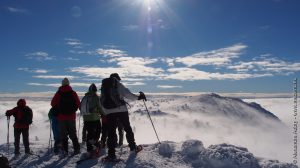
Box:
17;99;26;107
59;85;73;92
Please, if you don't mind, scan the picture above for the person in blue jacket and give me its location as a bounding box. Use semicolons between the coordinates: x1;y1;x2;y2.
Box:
48;107;60;154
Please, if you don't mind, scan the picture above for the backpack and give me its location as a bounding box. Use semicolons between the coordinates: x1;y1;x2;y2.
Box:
17;106;33;125
100;77;125;109
58;91;78;114
48;107;59;119
0;154;10;168
80;95;96;115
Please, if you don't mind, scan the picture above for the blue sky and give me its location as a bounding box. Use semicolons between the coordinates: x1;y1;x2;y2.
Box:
0;0;299;93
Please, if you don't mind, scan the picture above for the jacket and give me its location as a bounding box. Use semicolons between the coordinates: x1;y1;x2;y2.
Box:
101;81;138;115
6;99;32;129
51;85;80;121
81;91;104;122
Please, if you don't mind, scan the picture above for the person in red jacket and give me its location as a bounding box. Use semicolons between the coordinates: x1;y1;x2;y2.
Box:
51;78;81;155
6;99;33;155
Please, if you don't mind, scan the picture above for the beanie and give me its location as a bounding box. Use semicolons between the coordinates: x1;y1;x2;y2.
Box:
89;83;97;92
62;78;70;86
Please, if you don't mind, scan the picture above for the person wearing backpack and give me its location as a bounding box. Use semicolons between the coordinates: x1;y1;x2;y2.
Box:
101;73;146;162
48;107;60;154
5;99;33;155
51;78;81;155
80;83;104;158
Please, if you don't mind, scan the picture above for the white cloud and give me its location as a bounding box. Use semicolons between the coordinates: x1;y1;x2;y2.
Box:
161;58;175;67
27;83;60;87
18;68;49;74
97;48;127;57
28;82;90;88
228;57;300;74
33;75;77;79
65;38;84;48
122;24;139;31
64;57;80;61
70;64;164;79
123;82;146;86
110;56;158;67
122;78;144;82
7;7;28;13
164;67;272;81
25;51;54;61
69;50;96;55
176;43;247;67
157;85;182;89
70;44;300;82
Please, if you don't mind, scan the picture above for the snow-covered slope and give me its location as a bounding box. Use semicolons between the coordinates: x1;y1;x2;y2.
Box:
0;93;296;165
0;140;296;168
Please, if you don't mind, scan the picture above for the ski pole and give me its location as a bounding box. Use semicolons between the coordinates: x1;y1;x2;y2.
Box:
7;116;10;155
142;99;161;144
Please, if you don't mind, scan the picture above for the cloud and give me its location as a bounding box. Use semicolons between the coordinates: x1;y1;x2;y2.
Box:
27;83;60;87
175;43;247;67
164;67;272;81
157;85;182;89
122;24;139;31
161;58;175;67
97;48;127;57
122;78;144;82
28;82;90;88
69;50;97;55
33;75;77;79
228;56;300;74
65;38;84;48
123;82;146;86
25;51;54;61
7;7;28;13
18;68;49;74
64;57;80;61
70;64;164;79
69;44;299;82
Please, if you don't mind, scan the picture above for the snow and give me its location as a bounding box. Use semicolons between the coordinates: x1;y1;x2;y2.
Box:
0;140;296;168
0;93;298;167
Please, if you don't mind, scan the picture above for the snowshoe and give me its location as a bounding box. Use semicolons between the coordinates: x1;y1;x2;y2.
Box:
135;145;143;154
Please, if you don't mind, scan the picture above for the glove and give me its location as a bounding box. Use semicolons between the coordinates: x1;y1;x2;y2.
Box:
138;91;147;101
5;111;9;116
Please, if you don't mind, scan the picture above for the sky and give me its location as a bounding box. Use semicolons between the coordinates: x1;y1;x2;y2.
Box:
0;0;300;93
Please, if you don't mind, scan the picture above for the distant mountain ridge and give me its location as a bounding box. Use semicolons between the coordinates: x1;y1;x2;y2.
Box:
133;93;281;123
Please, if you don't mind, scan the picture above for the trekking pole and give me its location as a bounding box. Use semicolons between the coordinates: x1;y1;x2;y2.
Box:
48;119;52;150
77;113;81;140
142;99;161;144
7;116;10;155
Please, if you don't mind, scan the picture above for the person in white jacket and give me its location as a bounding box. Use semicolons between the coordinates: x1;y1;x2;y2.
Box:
101;73;146;161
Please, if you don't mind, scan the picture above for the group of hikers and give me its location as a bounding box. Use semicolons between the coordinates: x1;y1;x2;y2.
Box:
5;73;147;162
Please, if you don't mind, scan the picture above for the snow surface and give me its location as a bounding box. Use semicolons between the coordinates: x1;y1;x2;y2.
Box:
0;140;296;168
0;93;298;167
